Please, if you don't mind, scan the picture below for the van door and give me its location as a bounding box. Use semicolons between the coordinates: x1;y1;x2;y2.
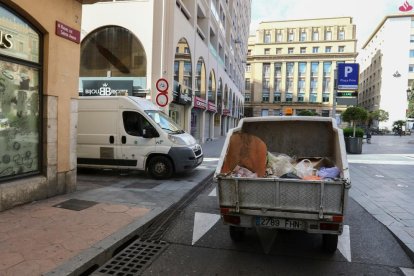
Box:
119;110;156;169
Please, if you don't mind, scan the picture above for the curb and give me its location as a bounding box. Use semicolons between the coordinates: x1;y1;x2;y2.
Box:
45;171;215;276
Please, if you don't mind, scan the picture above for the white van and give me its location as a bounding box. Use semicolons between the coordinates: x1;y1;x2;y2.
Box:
77;96;203;179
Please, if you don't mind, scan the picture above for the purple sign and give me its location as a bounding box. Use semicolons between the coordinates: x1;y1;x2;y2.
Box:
56;21;80;44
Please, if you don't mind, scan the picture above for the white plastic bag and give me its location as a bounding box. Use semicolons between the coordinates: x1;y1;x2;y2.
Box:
267;152;296;177
295;159;314;179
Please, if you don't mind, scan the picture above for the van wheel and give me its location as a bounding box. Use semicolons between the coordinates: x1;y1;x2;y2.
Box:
148;156;173;179
229;226;245;242
322;234;338;254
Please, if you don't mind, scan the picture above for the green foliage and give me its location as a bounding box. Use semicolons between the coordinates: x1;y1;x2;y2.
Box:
343;127;364;138
392;120;406;133
341;106;368;137
368;109;389;125
297;110;318;116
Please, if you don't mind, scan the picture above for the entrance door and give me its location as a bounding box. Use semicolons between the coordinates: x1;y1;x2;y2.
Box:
119;110;156;169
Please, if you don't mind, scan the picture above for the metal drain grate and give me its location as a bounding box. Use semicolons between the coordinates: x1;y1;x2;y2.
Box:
53;199;98;211
92;239;168;276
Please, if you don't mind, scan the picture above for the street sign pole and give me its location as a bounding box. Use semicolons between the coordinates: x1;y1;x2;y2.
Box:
332;69;337;119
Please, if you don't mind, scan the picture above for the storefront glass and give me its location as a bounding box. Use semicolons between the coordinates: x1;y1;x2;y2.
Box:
0;4;41;181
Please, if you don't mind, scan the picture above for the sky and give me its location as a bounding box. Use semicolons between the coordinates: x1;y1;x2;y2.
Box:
250;0;405;49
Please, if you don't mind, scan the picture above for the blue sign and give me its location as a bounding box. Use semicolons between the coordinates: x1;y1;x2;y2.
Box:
337;63;359;91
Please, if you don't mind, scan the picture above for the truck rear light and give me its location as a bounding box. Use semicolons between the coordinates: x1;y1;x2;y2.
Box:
223;215;240;225
319;223;339;231
332;215;343;222
220;208;230;214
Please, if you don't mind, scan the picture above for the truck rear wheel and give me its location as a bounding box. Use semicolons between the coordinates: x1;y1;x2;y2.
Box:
229;226;245;242
148;156;173;179
322;234;338;253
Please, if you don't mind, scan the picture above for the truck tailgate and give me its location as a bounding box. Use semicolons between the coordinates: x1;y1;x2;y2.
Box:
218;177;348;217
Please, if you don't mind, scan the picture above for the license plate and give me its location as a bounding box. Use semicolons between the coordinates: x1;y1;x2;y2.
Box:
255;217;304;230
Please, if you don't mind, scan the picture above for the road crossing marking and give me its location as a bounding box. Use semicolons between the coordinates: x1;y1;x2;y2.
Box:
338;225;351;262
208;188;217;197
192;212;220;245
400;267;414;276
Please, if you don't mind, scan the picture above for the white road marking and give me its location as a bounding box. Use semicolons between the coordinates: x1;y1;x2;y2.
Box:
208;188;217;197
192;212;220;245
338;225;351;262
400;267;414;276
375;175;385;178
203;157;220;162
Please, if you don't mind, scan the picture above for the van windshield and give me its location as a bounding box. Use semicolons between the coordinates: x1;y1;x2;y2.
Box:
145;110;185;134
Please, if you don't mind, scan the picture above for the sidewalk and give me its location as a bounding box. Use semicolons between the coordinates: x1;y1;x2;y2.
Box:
0;134;413;275
0;137;225;276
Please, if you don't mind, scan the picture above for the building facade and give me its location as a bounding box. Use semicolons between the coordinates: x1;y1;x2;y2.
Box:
0;0;96;211
80;0;251;143
358;14;414;129
245;17;357;119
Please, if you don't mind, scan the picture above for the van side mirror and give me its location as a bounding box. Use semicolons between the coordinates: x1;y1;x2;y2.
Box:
143;126;159;138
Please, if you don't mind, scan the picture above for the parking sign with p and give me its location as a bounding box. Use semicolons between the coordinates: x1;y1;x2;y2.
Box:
337;63;359;91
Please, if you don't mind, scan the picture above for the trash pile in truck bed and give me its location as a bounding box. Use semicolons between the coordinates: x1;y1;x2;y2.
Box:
219;132;341;180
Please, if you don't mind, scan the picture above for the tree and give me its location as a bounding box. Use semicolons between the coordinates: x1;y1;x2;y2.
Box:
367;109;389;128
297;110;318;116
392;120;405;135
341;106;368;137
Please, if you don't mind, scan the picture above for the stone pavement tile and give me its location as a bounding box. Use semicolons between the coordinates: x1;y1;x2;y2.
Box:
391;212;414;220
0;252;24;270
5;259;56;276
373;213;398;226
403;220;414;227
389;226;414;245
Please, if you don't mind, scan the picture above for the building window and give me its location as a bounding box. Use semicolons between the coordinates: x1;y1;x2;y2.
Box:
263;63;270;77
410;50;414;57
247;49;251;55
311;62;319;76
262;91;269;102
264;32;271;43
312;30;319;41
0;5;41;181
273;93;281;102
261;109;269;116
297;93;305;102
286;62;294;77
312;47;319;53
411;20;414;27
338;30;345;40
338;46;345;52
245;92;251;102
246;64;251;72
288;48;294;54
300;31;307;42
276;48;282;54
310;93;318;102
325;46;332;53
285;93;293;102
245;78;250;90
322;93;330;102
276;32;282;42
288;31;294;42
299;62;307;77
264;48;270;55
286;79;293;93
325;30;332;40
300;47;306;54
321;110;330;117
411;35;414;43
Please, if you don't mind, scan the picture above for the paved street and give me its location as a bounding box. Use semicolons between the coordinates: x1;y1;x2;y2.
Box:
0;134;414;275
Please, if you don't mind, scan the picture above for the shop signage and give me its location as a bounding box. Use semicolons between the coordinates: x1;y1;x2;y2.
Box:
56;21;80;44
222;108;230;115
194;96;207;109
337;63;359;91
0;31;13;49
82;80;133;96
207;101;217;112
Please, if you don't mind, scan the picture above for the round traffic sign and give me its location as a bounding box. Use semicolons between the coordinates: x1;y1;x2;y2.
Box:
156;93;168;107
156;78;169;93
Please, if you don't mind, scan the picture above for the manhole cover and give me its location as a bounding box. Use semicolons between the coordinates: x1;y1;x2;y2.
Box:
124;182;160;189
93;239;168;276
53;199;98;211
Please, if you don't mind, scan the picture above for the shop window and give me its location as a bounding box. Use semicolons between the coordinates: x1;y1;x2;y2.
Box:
0;4;41;181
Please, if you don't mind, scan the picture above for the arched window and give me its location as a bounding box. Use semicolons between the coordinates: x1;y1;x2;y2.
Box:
208;70;216;103
173;38;192;95
80;26;146;77
195;57;205;97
